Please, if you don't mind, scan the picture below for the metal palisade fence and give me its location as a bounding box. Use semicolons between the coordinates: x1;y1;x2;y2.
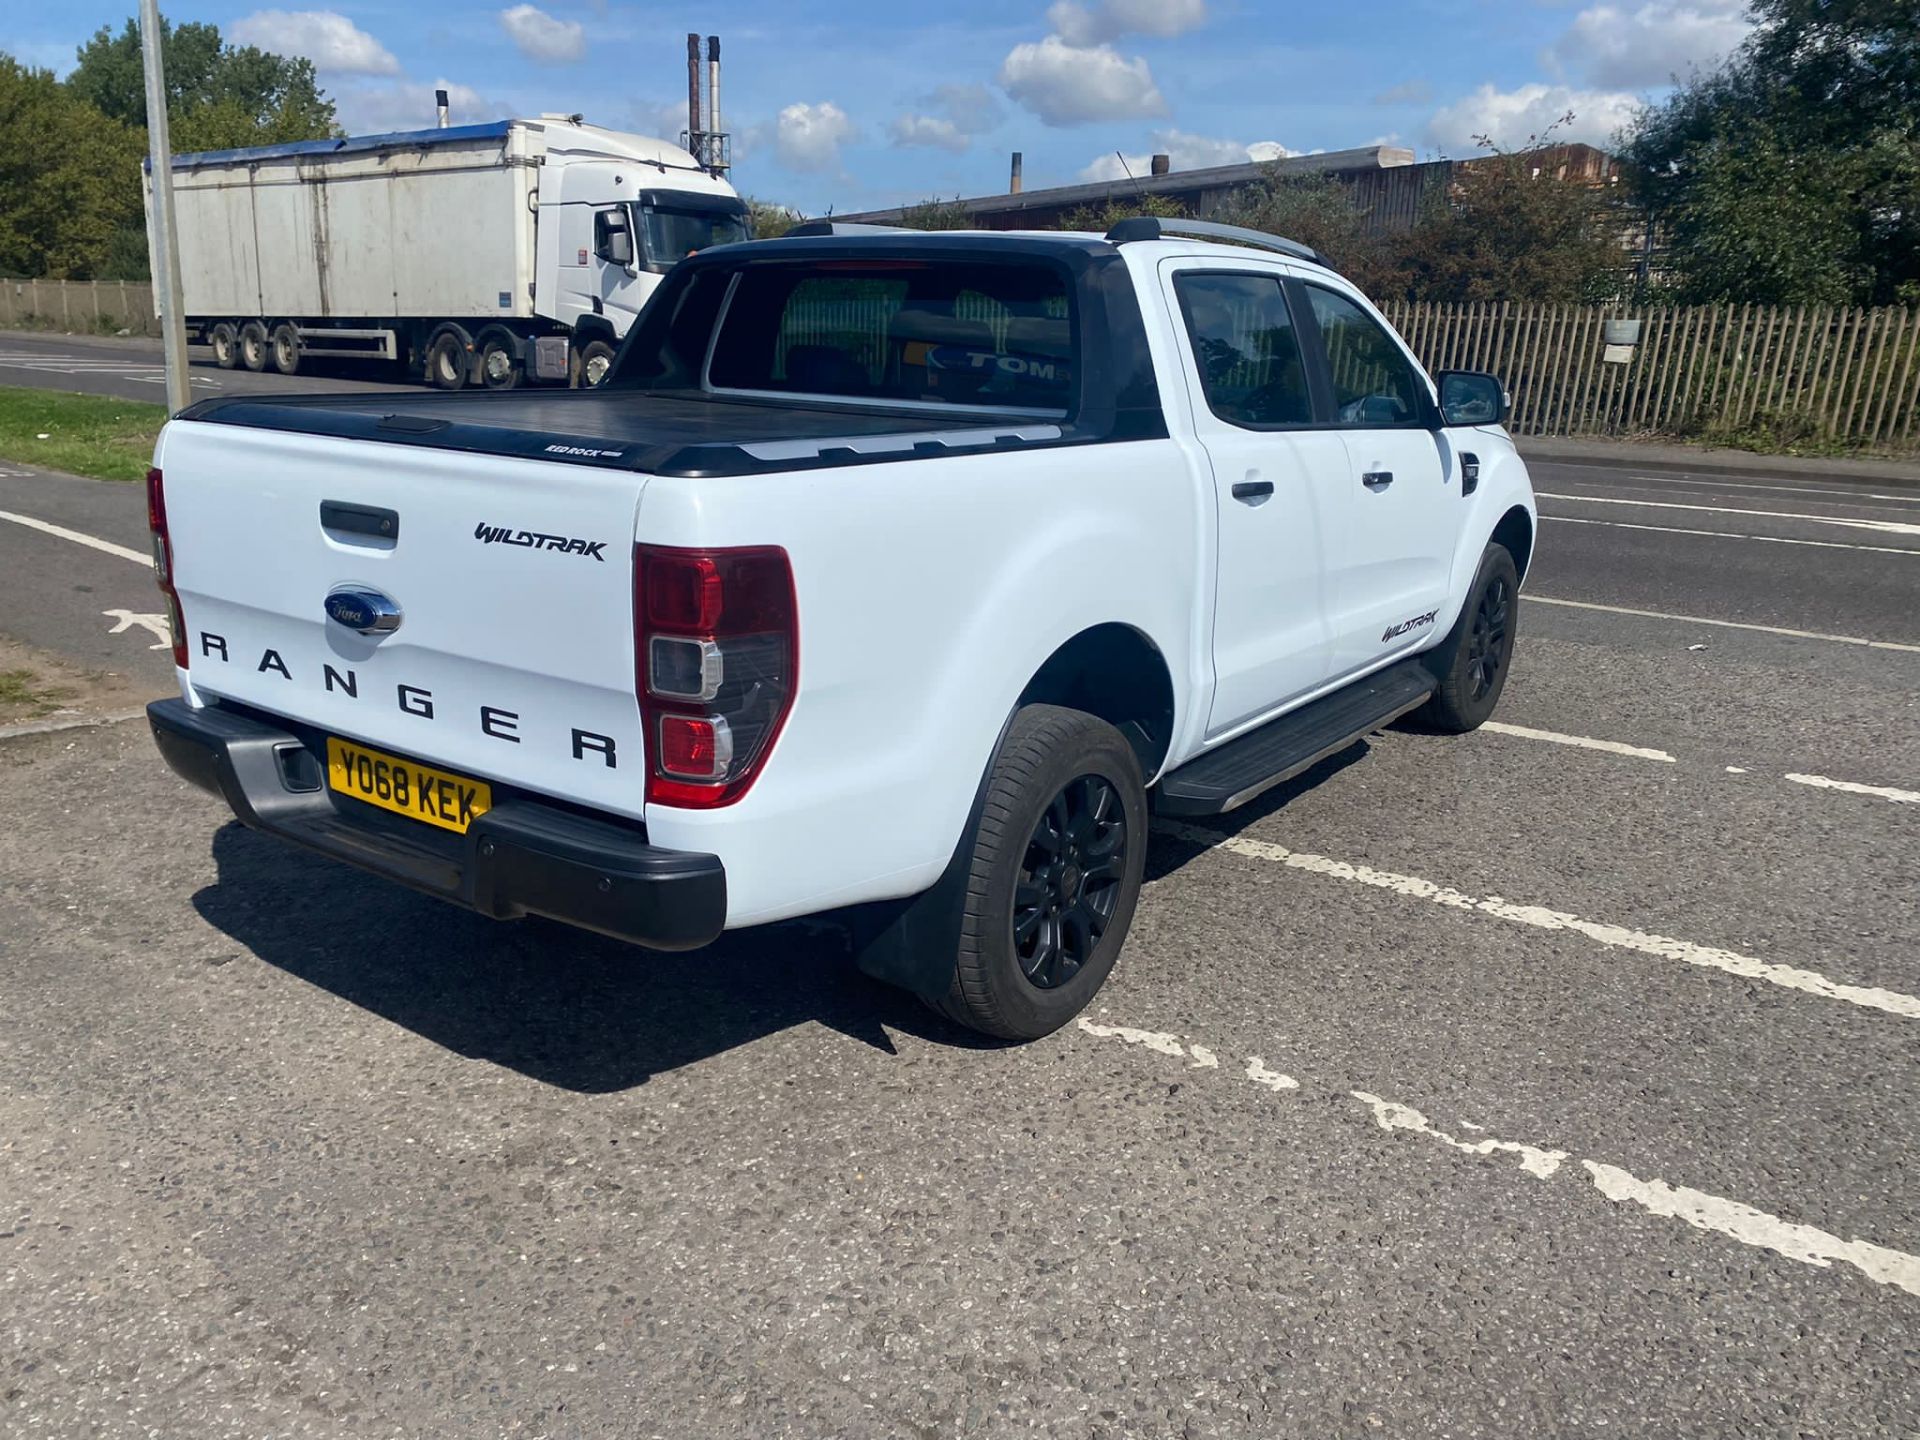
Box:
1;278;162;336
4;280;1918;450
1379;301;1920;451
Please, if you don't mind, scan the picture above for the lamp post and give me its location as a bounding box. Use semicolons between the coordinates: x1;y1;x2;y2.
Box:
139;0;192;415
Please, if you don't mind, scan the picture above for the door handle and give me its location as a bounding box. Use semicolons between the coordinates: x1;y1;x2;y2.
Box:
1231;480;1274;503
1361;470;1394;490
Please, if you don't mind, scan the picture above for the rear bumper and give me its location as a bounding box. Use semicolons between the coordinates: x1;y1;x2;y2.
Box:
149;698;726;951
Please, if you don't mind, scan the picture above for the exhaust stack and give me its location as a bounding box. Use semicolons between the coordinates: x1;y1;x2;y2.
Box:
707;35;725;175
435;88;450;128
1010;151;1023;194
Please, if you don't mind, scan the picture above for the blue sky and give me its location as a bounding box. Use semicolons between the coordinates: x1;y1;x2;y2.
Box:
7;0;1753;212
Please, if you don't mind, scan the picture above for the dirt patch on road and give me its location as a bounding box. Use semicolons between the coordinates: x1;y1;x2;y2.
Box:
0;634;166;731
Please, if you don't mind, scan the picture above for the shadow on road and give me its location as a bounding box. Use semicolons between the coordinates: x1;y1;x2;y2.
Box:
1143;740;1371;883
191;821;977;1094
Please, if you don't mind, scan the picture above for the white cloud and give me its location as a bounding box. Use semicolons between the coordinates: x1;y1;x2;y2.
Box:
1550;0;1751;88
890;82;1004;153
1078;128;1296;182
628;99;694;143
890;115;969;152
231;10;399;75
1427;82;1641;153
1046;0;1207;45
332;78;506;135
1372;79;1433;106
999;36;1167;126
498;4;585;64
774;101;857;173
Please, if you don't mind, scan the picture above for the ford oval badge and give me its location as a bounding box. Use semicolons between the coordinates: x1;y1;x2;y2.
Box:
324;585;402;636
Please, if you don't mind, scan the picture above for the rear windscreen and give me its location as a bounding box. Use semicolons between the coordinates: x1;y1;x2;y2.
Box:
703;261;1075;413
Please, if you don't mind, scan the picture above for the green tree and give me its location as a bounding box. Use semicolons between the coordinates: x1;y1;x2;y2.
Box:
1623;0;1920;303
1214;168;1397;294
0;57;146;279
744;197;801;239
896;197;978;230
1389;127;1627;304
67;16;336;141
1057;192;1184;232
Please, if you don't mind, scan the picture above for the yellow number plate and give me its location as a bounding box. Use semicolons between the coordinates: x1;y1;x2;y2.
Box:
326;737;492;835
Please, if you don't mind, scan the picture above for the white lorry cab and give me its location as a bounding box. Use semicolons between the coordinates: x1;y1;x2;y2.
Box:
149;117;747;390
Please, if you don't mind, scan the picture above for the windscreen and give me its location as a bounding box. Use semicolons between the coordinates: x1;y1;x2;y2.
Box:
640;202;750;264
703;260;1075;413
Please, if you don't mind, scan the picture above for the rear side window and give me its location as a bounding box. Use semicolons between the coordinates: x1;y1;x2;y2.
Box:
705;261;1075;413
1174;272;1311;427
1306;286;1428;427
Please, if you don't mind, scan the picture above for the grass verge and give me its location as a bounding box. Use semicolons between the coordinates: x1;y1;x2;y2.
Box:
0;386;168;483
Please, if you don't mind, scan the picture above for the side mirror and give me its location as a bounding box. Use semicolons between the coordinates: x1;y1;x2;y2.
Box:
1436;370;1509;427
603;228;634;268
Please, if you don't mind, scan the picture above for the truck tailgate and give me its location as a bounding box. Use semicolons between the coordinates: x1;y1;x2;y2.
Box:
161;420;651;822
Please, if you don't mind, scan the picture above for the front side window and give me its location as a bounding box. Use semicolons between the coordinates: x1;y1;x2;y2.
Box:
1175;272;1311;427
1306;285;1428;427
705;260;1075;413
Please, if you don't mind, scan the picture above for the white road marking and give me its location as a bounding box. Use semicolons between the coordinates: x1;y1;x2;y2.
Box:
1187;1044;1221;1069
1075;1017;1190;1059
1244;1057;1299;1091
0;509;150;565
1480;720;1676;763
1562;473;1920;508
1535;460;1920;504
1158;820;1920;1021
1076;1019;1920;1297
1783;773;1920;805
1526;594;1920;654
1543;513;1920;557
103;608;170;650
1353;1092;1569;1179
1582;1163;1920;1295
1535;491;1920;538
0;354;218;388
1726;766;1747;774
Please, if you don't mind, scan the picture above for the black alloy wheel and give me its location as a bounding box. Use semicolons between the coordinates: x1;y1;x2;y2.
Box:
1013;773;1129;990
1465;572;1512;702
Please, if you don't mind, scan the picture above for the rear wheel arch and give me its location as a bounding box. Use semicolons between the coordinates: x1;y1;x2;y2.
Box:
1017;623;1176;780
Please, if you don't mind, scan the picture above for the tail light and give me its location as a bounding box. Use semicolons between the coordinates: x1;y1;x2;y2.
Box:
146;467;189;669
635;545;797;808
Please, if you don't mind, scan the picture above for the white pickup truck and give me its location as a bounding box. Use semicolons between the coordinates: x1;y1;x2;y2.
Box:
146;217;1536;1040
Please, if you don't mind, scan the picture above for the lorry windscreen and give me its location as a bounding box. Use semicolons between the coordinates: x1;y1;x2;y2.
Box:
641;202;750;264
700;260;1076;414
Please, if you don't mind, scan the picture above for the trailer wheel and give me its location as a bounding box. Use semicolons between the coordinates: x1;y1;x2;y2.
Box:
577;339;617;388
426;331;471;390
269;324;301;376
238;321;269;372
478;334;520;389
209;323;238;370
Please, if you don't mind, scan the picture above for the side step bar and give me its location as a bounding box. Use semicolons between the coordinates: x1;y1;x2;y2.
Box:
1157;658;1434;816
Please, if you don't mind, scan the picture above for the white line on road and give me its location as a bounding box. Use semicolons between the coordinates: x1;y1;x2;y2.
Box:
1783;773;1920;805
1577;474;1920;507
1542;513;1920;556
1480;720;1677;762
1526;594;1920;654
1534;460;1920;504
0;509;150;565
1535;491;1920;538
1076;1018;1920;1298
1158;820;1920;1020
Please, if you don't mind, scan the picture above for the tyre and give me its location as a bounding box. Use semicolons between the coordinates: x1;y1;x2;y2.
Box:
237;320;269;372
269;323;301;376
577;339;617;388
1418;542;1519;734
208;322;238;369
477;334;520;389
426;331;470;390
934;705;1148;1041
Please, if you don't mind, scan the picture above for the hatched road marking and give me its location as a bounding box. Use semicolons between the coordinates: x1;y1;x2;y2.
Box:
0;509;150;565
1543;513;1920;556
1075;1016;1920;1299
0;352;219;388
1157;820;1920;1021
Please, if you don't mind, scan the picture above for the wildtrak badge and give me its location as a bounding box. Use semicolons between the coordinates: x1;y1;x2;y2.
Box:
1382;609;1438;642
474;522;608;561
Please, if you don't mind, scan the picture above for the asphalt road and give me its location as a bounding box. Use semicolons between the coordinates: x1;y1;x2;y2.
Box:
0;330;416;403
2;445;1918;1436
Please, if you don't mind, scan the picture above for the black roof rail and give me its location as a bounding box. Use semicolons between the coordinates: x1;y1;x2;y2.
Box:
1104;216;1329;267
784;220;915;237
